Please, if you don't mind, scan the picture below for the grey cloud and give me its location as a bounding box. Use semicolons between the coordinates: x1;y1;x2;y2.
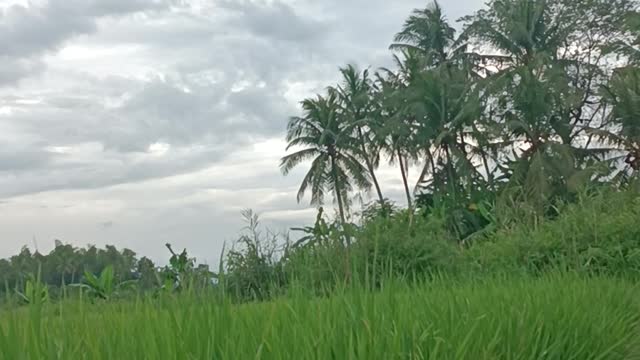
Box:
0;0;421;197
0;3;94;58
77;0;178;17
0;67;291;196
219;0;325;43
0;146;54;172
116;79;229;149
0;0;179;85
0;56;45;86
0;0;177;57
111;77;291;151
0;143;227;198
225;85;293;133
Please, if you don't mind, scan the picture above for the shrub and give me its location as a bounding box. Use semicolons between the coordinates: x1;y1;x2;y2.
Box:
466;190;640;276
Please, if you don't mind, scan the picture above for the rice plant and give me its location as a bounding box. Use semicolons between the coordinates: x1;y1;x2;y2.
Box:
0;274;637;359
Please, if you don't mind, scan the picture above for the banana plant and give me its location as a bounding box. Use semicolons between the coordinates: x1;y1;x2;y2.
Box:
72;265;136;300
15;274;49;306
160;244;195;292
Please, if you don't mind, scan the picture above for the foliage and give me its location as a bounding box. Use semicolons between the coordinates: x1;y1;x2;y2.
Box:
223;210;285;300
1;0;639;305
15;274;49;306
1;275;638;359
279;0;640;242
159;243;195;293
0;243;143;300
219;187;640;299
466;189;640;276
280;92;372;223
71;266;136;301
0;242;214;301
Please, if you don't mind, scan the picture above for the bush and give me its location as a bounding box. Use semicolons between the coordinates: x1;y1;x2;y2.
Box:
222;210;286;300
351;210;461;281
466;190;640;276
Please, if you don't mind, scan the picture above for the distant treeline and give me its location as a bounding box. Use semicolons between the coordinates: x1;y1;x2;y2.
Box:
0;241;212;296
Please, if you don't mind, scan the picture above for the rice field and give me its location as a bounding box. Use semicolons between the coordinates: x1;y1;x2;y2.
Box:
0;274;638;359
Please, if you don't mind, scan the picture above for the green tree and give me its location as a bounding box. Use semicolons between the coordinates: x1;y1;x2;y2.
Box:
136;257;158;290
331;64;385;204
49;241;79;285
390;0;457;66
373;47;444;211
460;0;614;218
281;92;371;224
597;67;640;180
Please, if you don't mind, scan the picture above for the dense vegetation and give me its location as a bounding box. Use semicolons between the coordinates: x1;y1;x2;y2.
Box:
2;275;639;359
2;0;640;358
281;0;640;231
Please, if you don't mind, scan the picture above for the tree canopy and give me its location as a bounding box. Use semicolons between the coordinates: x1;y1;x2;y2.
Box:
282;0;640;237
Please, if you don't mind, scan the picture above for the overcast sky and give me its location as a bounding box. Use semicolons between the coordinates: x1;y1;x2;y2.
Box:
0;0;484;264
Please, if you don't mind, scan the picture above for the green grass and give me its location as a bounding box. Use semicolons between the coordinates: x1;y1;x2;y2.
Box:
1;273;638;359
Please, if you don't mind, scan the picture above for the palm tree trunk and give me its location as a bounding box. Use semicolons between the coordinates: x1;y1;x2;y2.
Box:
330;153;347;226
444;144;458;202
480;151;495;191
358;127;384;203
459;130;468;157
397;148;412;209
330;152;351;283
414;149;436;193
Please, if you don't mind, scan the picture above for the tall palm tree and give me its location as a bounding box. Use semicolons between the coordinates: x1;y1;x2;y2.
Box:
387;5;486;210
461;0;594;215
331;64;385;204
460;0;569;67
390;3;481;188
409;64;483;193
281;92;371;224
390;0;457;66
372;66;418;211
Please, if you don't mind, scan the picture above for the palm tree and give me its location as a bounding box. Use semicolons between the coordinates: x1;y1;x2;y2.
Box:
50;241;79;285
372;67;417;211
460;0;569;67
410;65;483;194
390;3;484;193
594;66;640;180
460;0;596;216
281;92;371;224
390;0;457;66
331;64;385;204
385;4;488;217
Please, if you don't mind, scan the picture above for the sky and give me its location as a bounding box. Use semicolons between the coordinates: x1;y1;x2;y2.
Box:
0;0;484;265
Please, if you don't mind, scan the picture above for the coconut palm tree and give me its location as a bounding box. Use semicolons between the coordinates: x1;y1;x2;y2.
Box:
331;64;385;204
281;92;371;224
390;0;457;67
409;65;483;193
390;3;483;191
460;0;570;67
460;0;598;217
371;65;418;211
593;66;640;181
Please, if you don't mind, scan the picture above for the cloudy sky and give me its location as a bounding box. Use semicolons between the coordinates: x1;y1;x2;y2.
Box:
0;0;484;264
